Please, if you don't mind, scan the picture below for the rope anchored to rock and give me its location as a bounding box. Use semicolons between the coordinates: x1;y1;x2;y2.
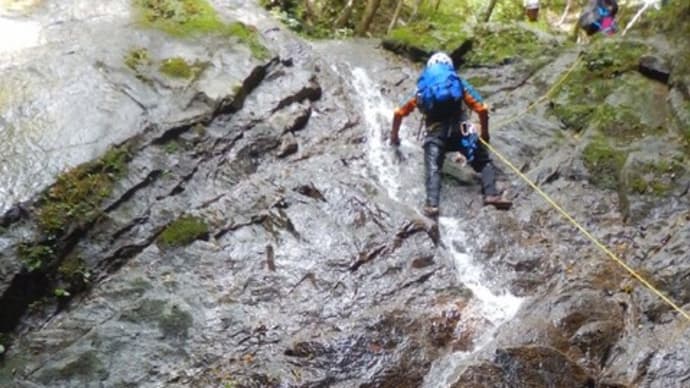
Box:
482;55;690;322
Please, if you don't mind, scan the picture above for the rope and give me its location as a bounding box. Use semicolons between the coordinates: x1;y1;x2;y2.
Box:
479;138;690;322
492;56;582;130
471;52;690;321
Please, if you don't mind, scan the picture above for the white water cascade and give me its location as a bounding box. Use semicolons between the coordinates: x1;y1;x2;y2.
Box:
349;65;523;386
0;16;41;56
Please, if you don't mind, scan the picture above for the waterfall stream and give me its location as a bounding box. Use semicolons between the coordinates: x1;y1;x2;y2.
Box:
348;64;523;386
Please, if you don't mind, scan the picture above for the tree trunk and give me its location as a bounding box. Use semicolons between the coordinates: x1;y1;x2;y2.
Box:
411;0;424;21
334;0;355;29
387;0;405;34
483;0;499;22
302;0;316;26
434;0;442;11
356;0;382;36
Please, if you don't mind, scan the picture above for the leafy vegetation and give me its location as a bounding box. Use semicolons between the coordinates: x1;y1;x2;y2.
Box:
17;243;54;272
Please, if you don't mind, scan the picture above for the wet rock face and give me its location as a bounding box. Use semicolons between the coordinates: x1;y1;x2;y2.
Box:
0;12;472;388
2;1;690;387
453;346;594;387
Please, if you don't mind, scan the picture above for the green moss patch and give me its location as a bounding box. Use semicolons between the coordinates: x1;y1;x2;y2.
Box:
132;0;269;58
464;25;553;67
582;135;627;190
225;21;270;59
582;40;648;78
627;159;686;196
158;215;209;247
159;57;202;79
125;48;151;71
17;243;54;272
550;41;649;132
386;13;471;57
36;146;130;236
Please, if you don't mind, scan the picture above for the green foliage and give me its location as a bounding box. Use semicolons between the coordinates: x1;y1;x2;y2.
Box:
36;146;130;235
132;0;269;58
158;215;209;247
488;0;524;22
53;288;71;298
17;243;54;272
582;135;626;190
465;25;551;67
125;48;151;71
631;0;690;39
58;255;90;290
387;13;472;55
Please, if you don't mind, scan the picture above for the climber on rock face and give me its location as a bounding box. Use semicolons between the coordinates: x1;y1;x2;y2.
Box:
389;52;512;218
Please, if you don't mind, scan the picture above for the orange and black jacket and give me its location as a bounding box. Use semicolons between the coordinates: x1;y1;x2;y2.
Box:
393;78;487;121
392;77;490;141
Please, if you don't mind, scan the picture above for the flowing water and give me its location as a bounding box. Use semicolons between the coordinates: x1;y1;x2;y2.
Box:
347;63;523;386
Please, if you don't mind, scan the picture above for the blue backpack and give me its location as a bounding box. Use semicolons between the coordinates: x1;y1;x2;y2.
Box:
416;63;463;121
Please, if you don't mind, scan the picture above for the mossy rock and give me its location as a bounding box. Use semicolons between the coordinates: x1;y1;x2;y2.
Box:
582;135;627;190
157;215;209;247
550;41;650;132
53;351;108;381
17;243;54;272
159;305;193;338
384;13;472;62
464;24;555;67
58;255;89;291
120;299;166;323
582;39;648;78
125;48;151;71
159;57;204;79
132;0;269;59
625;157;686;196
36;146;130;236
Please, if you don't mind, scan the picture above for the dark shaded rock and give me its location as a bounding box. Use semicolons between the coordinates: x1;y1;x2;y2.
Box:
381;39;431;64
494;346;593;386
639;55;671;84
276;133;298;158
450;362;506;388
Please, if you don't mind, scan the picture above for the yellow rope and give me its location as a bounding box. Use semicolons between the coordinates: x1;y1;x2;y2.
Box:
480;137;690;322
473;54;690;321
493;56;583;130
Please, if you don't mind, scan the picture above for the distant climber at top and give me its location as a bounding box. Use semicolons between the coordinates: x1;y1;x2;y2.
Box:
578;0;619;36
389;52;512;218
